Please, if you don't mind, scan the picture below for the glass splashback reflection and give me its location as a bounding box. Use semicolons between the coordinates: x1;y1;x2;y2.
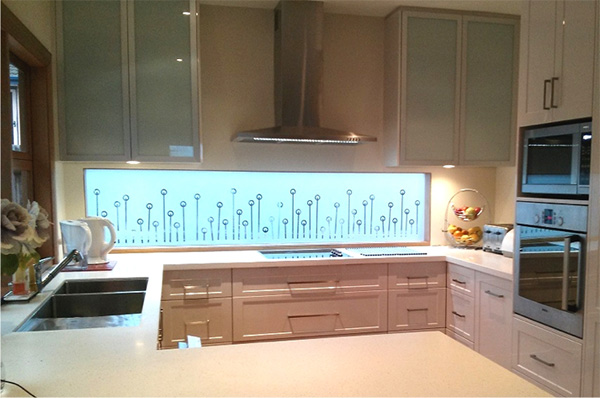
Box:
84;169;429;247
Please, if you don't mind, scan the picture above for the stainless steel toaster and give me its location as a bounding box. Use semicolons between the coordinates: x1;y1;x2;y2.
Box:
482;224;513;254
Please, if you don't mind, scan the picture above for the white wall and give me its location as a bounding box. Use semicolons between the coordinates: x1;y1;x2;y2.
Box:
4;2;514;247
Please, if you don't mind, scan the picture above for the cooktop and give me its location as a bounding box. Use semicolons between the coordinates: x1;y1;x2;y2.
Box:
344;246;428;256
260;248;349;260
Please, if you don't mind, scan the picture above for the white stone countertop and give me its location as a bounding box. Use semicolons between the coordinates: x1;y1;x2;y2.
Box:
1;247;533;397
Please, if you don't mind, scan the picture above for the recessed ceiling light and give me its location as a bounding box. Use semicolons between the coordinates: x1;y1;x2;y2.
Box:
126;160;140;165
443;165;455;169
182;11;191;15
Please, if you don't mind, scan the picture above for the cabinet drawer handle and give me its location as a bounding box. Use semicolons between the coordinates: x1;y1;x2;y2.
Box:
407;308;428;312
183;283;210;299
452;311;466;318
530;354;555;367
158;309;164;342
451;278;466;285
550;77;559;108
185;319;210;339
543;79;551;110
288;312;339;319
287;280;339;285
287;280;339;292
407;276;429;279
484;290;504;298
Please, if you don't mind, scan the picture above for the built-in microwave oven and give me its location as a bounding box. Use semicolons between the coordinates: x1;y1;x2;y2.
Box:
521;120;592;197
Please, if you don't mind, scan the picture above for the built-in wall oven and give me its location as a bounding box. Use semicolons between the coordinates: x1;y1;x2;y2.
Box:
514;201;588;338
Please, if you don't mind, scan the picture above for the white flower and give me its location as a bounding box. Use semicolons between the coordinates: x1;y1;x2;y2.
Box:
1;199;50;256
1;199;32;254
26;200;51;248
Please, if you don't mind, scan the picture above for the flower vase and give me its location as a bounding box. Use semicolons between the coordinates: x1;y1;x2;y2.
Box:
11;265;30;296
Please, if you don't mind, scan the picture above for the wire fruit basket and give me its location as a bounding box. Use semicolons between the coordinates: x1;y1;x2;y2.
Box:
443;188;490;248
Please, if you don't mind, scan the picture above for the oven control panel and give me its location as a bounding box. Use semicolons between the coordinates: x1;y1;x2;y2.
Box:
516;201;588;232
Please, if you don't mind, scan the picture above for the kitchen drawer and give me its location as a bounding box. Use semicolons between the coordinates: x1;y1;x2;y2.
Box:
232;290;387;342
446;289;475;342
512;316;582;397
162;269;232;300
388;288;446;331
232;264;387;297
447;263;475;297
160;298;233;348
446;329;475;350
388;262;446;289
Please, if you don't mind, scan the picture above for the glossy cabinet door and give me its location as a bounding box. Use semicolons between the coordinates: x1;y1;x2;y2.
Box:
58;0;130;161
460;17;517;165
129;0;200;162
233;291;388;342
400;11;461;165
512;315;582;396
161;298;232;348
475;273;512;369
389;289;446;331
518;0;596;126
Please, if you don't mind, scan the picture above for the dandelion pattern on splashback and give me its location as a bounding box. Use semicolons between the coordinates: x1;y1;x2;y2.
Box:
84;170;428;247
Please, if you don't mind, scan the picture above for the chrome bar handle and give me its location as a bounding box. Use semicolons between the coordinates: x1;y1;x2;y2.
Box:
407;308;428;312
543;79;551;109
182;283;210;299
158;308;164;344
451;278;466;285
287;280;339;285
530;354;555;367
288;312;340;319
287;280;339;292
452;311;466;318
561;236;571;311
550;77;559;108
484;290;504;299
568;234;584;310
185;319;210;340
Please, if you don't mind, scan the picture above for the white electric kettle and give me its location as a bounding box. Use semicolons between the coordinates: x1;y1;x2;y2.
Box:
79;217;117;264
60;220;92;262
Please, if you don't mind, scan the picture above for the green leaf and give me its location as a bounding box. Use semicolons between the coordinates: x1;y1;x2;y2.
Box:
1;254;19;276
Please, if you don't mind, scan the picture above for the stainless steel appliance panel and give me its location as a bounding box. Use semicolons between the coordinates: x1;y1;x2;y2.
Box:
514;201;587;338
521;121;591;196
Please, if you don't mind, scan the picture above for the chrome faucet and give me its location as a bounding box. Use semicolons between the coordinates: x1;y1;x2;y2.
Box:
34;249;84;292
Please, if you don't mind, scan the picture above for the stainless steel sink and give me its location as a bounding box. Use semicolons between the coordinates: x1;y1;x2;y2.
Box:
54;278;148;295
16;278;148;332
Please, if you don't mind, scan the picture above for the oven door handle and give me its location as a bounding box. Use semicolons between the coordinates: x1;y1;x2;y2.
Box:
562;235;583;311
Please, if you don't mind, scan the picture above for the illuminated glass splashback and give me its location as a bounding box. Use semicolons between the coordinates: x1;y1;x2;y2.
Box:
84;170;429;247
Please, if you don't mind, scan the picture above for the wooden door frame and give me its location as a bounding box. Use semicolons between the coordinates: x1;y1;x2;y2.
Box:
1;3;56;259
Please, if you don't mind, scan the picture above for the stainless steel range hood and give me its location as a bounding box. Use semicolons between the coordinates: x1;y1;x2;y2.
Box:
233;1;377;145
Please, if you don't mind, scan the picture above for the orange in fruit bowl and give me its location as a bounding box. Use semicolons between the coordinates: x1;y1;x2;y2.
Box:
446;225;482;246
451;205;483;221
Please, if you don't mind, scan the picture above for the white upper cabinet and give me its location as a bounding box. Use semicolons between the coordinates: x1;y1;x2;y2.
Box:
460;17;518;165
518;0;596;126
384;9;518;167
58;0;130;161
58;0;201;162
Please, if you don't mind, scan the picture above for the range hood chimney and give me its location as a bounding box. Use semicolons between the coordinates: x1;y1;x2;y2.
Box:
233;1;377;145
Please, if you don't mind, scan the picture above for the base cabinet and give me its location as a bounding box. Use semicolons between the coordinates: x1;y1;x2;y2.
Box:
160;298;232;348
446;262;513;369
389;289;446;331
446;289;475;342
232;291;387;342
512;315;583;397
475;274;512;369
160;269;233;348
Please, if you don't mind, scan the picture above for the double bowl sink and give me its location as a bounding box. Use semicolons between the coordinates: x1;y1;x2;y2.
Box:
17;278;148;332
